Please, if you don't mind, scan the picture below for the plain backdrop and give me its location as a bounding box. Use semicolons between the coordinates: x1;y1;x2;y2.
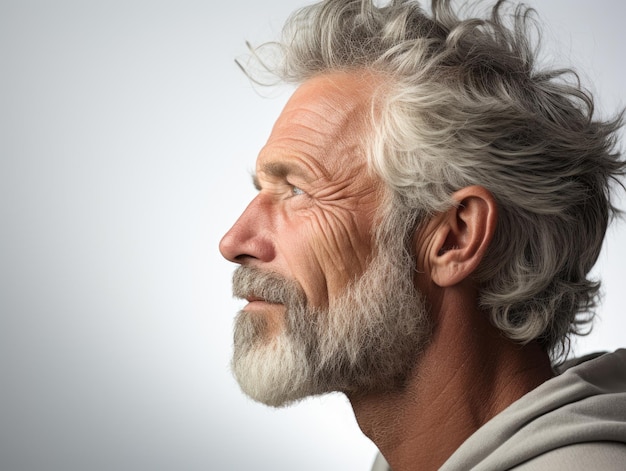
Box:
1;1;625;470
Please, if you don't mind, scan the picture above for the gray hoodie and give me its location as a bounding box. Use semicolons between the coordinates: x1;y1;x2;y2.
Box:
371;349;626;470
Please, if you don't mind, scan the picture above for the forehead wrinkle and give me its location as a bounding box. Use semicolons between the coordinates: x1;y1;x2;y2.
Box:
273;108;347;152
271;104;367;171
257;72;382;190
265;135;327;158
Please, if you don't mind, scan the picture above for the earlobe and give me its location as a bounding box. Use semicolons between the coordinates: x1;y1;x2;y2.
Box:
430;186;497;287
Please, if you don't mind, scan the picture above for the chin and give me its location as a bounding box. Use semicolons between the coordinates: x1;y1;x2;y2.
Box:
232;321;315;407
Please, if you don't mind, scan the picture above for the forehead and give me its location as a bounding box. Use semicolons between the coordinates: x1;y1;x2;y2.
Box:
257;72;379;177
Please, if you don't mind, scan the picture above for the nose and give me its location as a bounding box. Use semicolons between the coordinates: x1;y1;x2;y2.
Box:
219;196;275;265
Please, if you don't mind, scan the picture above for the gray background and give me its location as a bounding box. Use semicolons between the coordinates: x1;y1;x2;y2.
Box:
1;1;625;470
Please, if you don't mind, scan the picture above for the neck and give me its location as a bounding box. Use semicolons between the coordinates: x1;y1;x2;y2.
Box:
347;288;554;471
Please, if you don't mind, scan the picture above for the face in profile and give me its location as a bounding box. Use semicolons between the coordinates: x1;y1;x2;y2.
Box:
220;72;431;406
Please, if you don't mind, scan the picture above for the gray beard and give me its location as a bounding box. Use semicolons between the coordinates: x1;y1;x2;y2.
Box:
230;219;430;407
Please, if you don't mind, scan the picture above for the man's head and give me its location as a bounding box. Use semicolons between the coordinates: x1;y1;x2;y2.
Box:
221;0;624;406
220;73;432;406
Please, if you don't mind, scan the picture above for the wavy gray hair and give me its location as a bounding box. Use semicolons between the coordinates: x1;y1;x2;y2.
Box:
244;0;625;358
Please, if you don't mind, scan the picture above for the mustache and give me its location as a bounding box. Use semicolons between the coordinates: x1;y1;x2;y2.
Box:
232;266;306;306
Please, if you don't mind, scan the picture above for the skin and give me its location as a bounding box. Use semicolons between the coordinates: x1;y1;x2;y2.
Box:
220;72;384;327
220;71;555;470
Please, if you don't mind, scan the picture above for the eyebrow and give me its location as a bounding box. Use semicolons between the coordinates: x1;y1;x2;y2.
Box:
252;161;311;190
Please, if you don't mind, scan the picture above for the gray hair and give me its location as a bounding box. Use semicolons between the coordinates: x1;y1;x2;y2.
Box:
245;0;625;358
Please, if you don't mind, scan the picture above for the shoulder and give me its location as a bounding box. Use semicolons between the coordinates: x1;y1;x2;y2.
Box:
441;350;626;471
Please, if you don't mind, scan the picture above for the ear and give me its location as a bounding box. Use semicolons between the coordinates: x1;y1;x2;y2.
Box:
429;186;497;287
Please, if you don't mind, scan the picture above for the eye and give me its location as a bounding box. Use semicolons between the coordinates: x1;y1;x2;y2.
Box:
291;185;305;196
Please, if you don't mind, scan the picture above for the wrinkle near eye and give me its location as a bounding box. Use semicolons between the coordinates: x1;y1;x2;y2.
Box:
303;203;373;299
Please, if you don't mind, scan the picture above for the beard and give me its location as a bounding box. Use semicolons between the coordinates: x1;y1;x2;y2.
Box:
230;206;431;407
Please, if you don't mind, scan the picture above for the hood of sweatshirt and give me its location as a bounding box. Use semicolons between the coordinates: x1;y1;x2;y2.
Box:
440;349;626;470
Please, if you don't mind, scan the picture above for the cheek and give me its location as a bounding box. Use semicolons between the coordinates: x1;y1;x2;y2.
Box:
281;206;375;305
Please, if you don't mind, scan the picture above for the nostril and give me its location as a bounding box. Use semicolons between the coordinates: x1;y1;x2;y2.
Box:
234;254;253;263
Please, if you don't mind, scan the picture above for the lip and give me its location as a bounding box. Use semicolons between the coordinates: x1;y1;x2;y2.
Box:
242;298;282;312
245;296;264;303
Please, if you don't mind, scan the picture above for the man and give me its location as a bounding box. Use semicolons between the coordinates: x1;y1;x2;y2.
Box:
219;0;626;469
